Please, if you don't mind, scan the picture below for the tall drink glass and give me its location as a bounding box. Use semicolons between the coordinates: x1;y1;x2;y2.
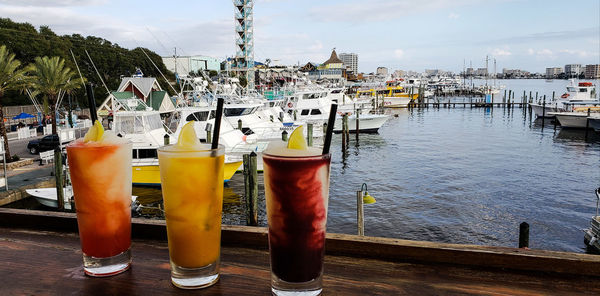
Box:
67;138;133;277
263;149;331;296
158;143;225;289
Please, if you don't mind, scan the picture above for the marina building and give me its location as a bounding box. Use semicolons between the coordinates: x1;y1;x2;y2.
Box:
545;67;563;78
311;49;345;82
376;67;389;76
584;64;600;79
162;55;220;75
564;64;583;77
339;52;358;74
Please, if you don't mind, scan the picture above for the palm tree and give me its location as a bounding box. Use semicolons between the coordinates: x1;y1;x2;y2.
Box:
0;45;28;160
26;56;84;135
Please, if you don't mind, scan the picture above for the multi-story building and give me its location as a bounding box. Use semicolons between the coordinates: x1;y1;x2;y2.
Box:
162;55;221;75
393;70;405;78
584;64;600;79
475;68;488;76
376;67;388;76
545;67;563;78
564;64;582;77
339;52;358;74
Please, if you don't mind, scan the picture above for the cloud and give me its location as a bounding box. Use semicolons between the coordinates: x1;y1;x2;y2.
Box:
492;48;511;56
558;49;592;58
394;49;405;59
448;13;460;19
310;0;485;22
0;0;105;6
479;27;600;45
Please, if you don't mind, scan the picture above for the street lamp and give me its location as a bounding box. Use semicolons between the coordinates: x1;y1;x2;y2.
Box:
357;183;376;236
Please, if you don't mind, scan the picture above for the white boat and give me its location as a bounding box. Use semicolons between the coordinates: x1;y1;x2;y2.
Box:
588;115;600;132
333;113;389;133
383;96;412;108
531;80;599;118
26;186;137;210
550;111;596;129
27;187;74;209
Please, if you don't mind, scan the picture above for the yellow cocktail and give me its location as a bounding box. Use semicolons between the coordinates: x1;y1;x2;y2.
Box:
158;121;224;289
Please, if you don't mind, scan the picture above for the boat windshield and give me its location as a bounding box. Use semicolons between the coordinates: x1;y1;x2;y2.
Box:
224;107;256;116
185;111;214;122
114;113;163;134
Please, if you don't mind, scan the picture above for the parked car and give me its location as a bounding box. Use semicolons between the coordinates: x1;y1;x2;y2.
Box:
27;135;60;154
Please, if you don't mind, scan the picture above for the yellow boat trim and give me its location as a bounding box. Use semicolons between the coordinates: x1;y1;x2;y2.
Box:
132;161;243;186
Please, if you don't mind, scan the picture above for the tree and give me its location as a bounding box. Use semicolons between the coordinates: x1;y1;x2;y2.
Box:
26;56;84;135
0;45;27;160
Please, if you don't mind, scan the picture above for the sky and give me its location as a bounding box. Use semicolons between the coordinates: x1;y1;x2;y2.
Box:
0;0;598;74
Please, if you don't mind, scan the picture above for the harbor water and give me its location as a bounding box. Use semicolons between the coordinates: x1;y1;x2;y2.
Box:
13;79;600;253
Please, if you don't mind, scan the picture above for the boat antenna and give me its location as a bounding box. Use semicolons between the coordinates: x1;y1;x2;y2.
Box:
84;49;111;95
69;49;86;89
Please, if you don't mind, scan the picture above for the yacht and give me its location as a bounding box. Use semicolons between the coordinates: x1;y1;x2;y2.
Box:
531;80;599;118
549;107;600;129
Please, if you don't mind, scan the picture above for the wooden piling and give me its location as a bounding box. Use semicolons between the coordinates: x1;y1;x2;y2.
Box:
585;108;591;141
355;111;360;140
541;95;546;127
307;123;314;147
357;190;364;236
345;114;350;145
341;115;347;151
54;148;64;210
519;222;529;248
243;152;258;226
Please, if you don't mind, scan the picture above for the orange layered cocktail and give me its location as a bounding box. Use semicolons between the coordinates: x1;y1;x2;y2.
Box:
158;121;224;289
67;121;132;277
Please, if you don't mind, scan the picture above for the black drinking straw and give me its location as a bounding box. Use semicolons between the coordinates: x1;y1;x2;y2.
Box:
322;103;337;155
211;98;224;150
85;83;98;123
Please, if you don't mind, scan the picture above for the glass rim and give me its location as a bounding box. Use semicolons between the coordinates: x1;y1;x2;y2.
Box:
262;151;331;159
157;143;225;153
66;139;132;148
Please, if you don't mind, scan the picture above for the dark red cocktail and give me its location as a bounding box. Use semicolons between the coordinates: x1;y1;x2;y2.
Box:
263;151;330;295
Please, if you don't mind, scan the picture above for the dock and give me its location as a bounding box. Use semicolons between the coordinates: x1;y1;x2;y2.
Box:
1;208;599;295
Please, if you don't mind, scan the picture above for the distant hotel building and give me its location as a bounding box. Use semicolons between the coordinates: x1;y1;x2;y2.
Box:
376;67;388;76
545;67;563;78
564;64;583;77
339;52;358;74
585;64;600;79
162;55;220;75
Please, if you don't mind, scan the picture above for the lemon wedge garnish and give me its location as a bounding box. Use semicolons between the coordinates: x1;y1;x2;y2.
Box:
176;121;199;148
83;120;104;142
287;126;307;150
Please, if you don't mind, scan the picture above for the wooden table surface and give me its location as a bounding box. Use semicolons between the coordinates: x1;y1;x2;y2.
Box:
2;225;600;296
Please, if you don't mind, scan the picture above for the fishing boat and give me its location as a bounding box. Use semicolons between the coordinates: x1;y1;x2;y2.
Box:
531;80;599;118
584;188;600;253
333;113;389;133
549;107;600;129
